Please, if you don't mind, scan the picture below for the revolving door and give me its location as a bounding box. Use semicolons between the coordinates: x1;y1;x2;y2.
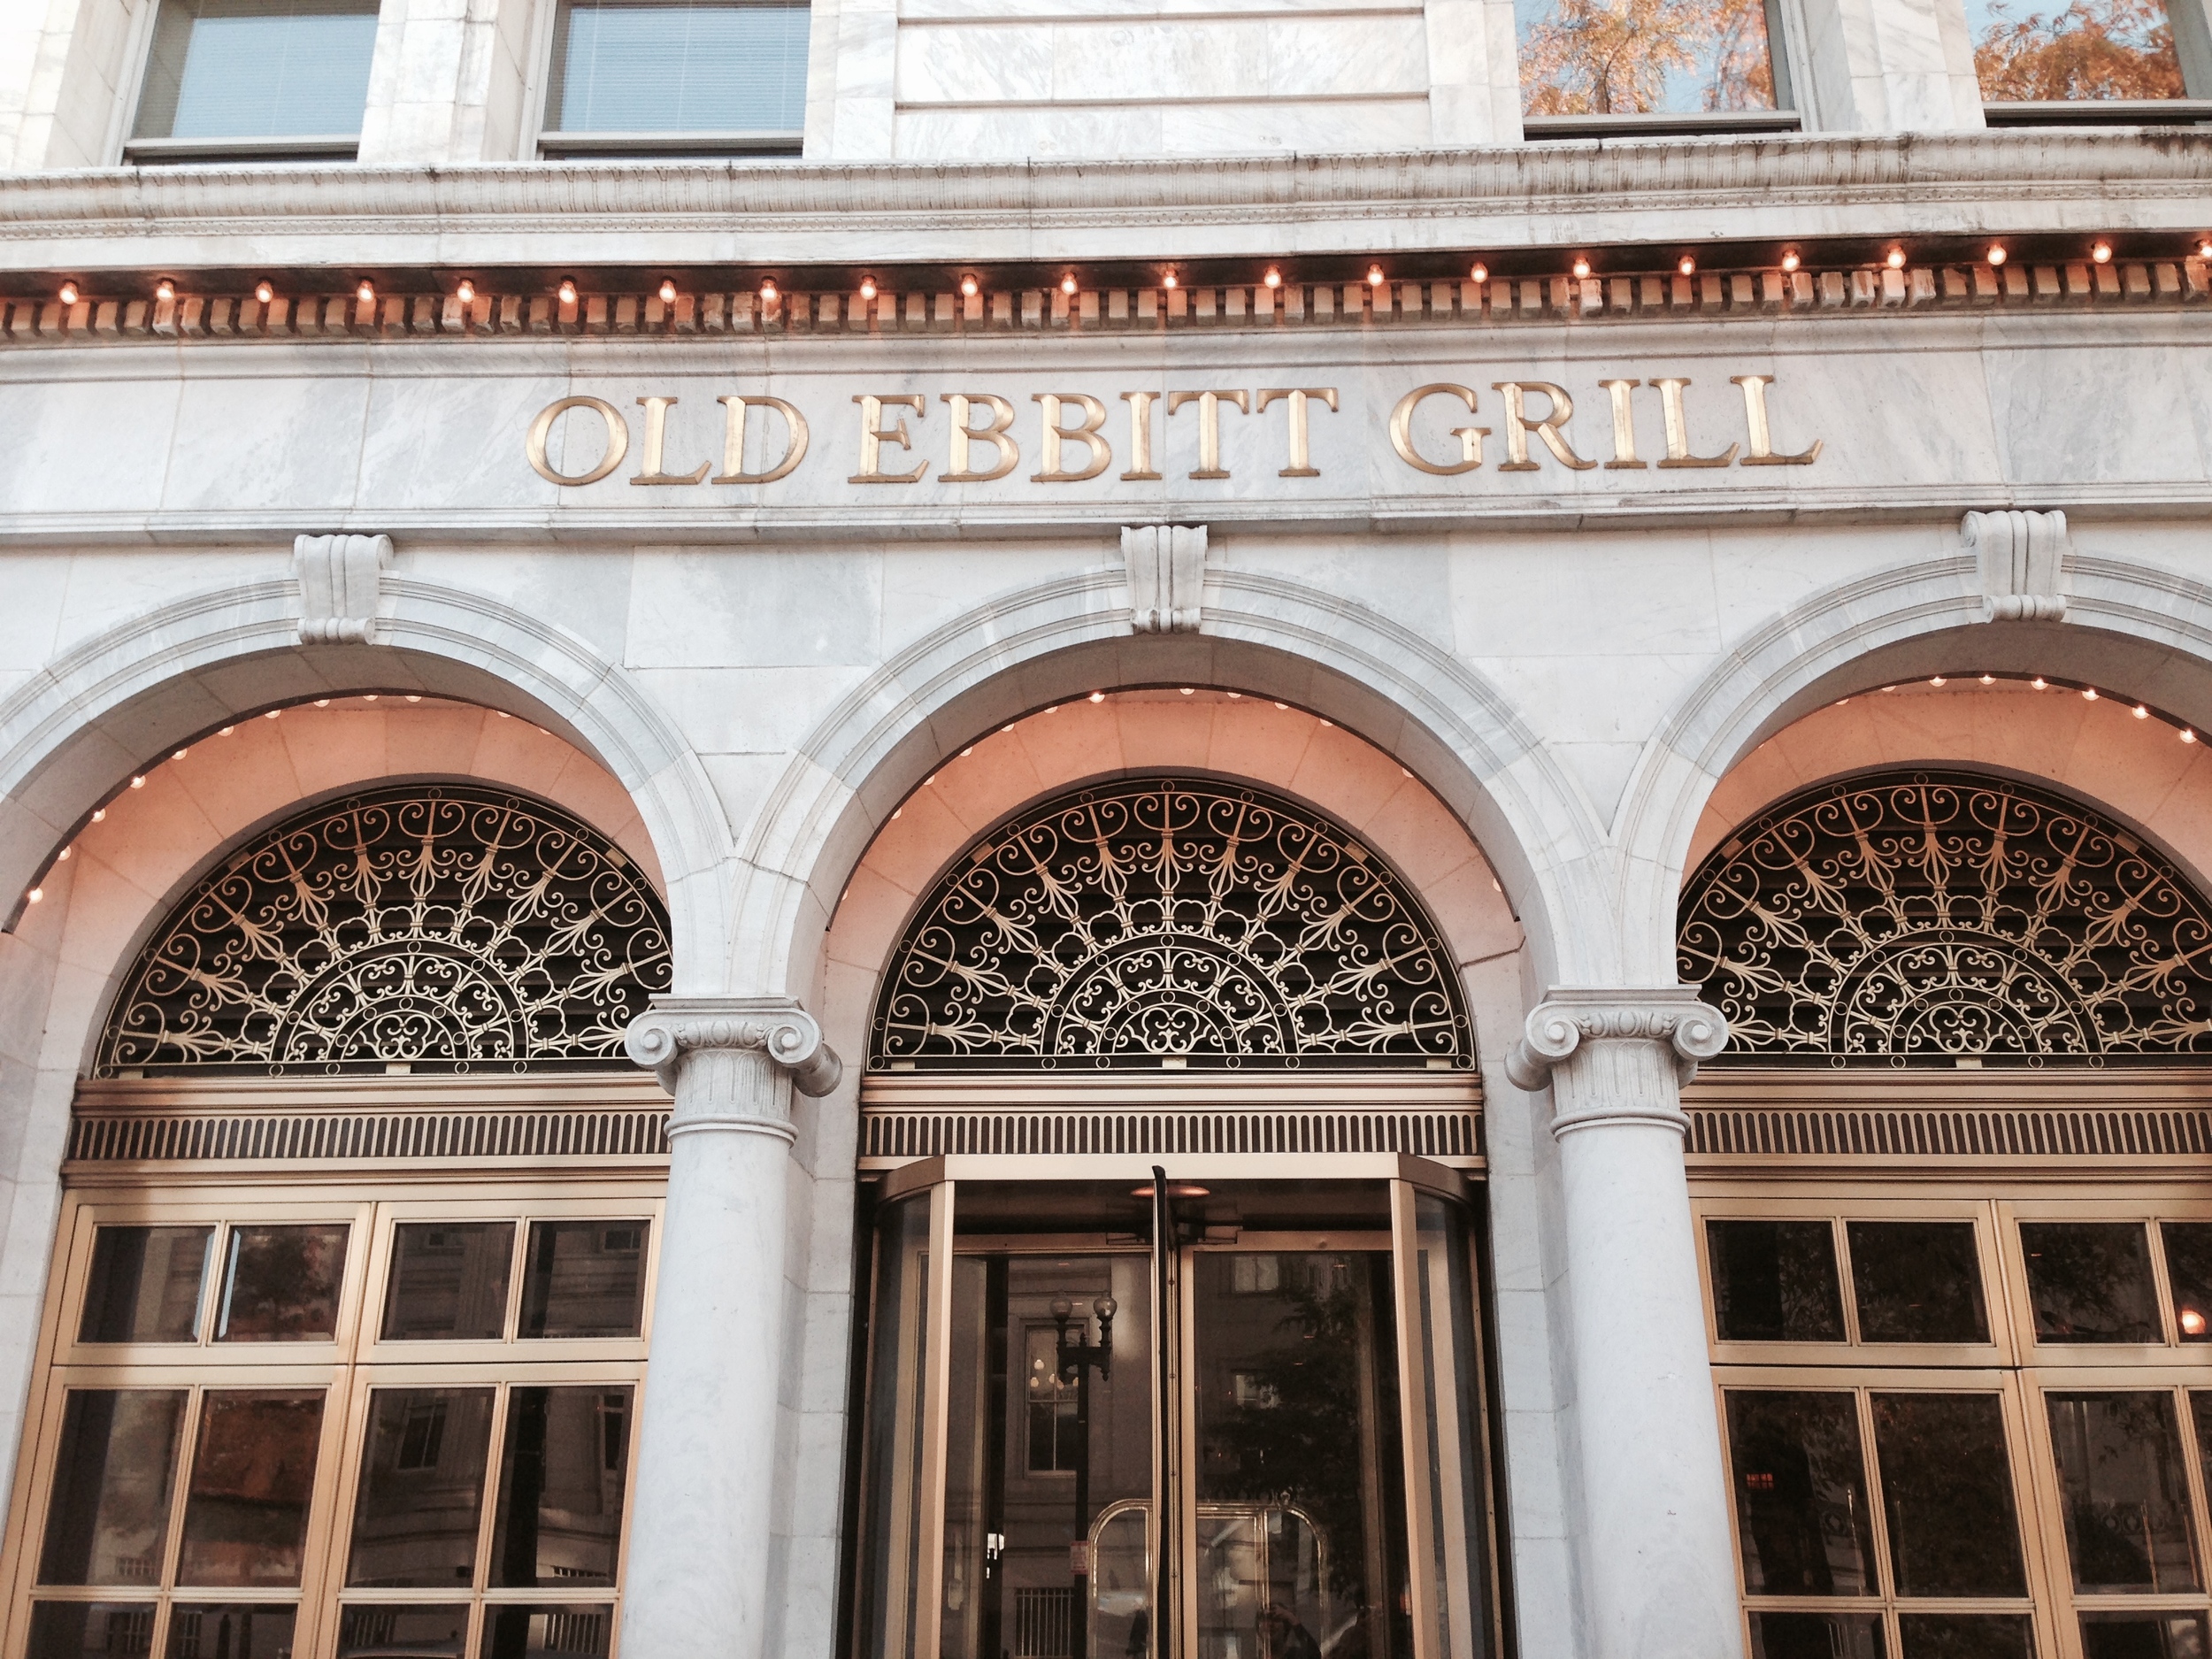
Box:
849;1167;1502;1659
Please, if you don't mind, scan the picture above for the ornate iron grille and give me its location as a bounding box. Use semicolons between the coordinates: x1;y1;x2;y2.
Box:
97;786;671;1076
1678;770;2212;1065
871;779;1470;1070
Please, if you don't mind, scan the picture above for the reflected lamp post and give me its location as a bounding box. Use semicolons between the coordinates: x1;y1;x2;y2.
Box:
1054;1293;1116;1659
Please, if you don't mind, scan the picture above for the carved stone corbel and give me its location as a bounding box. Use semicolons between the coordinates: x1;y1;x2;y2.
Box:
1503;987;1730;1133
624;996;843;1140
1123;524;1207;634
1963;509;2069;622
295;533;393;643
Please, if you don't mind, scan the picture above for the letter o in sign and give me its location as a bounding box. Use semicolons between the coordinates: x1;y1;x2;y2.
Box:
526;396;631;486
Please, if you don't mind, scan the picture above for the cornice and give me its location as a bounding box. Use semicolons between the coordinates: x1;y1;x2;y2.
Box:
0;133;2207;269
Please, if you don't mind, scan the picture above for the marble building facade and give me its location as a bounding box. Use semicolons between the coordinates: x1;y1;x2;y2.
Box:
0;4;2205;1659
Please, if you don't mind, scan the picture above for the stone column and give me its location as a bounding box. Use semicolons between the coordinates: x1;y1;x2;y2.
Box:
1506;987;1741;1659
618;996;842;1659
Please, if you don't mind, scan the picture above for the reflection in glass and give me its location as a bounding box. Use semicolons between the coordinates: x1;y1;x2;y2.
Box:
1193;1252;1410;1659
177;1391;324;1586
2163;1225;2212;1342
165;1604;297;1659
1896;1615;2035;1658
2078;1611;2209;1658
546;0;810;134
1965;0;2185;101
1724;1391;1876;1595
2021;1223;2160;1342
38;1390;187;1586
1515;0;1781;116
216;1225;348;1341
1870;1394;2026;1596
2047;1393;2200;1593
1708;1220;1846;1342
26;1602;157;1659
489;1386;631;1586
347;1388;496;1587
852;1195;932;1659
336;1604;468;1657
383;1222;514;1340
483;1605;615;1658
1747;1612;1885;1658
81;1227;212;1343
518;1221;647;1338
941;1253;1153;1659
1847;1223;1989;1344
1412;1194;1498;1659
133;0;380;142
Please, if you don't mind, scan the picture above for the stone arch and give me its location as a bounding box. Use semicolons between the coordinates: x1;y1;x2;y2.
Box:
727;562;1606;1022
0;573;733;988
1615;548;2212;986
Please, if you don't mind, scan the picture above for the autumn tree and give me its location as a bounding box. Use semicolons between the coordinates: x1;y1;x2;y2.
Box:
1518;0;1778;115
1972;0;2185;99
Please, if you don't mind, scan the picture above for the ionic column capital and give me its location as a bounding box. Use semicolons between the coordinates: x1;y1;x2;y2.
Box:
626;996;843;1139
1504;986;1729;1124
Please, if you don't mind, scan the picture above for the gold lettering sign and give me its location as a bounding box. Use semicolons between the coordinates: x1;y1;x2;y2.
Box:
521;371;1822;490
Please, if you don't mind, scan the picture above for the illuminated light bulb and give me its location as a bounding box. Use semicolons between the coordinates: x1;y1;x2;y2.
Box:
1274;702;1289;710
759;279;779;303
1571;255;1592;279
1886;245;1907;269
1881;685;1897;693
363;695;377;703
357;280;375;304
960;746;973;757
171;749;187;761
264;709;280;719
1180;687;1194;695
557;278;578;304
58;281;78;306
90;810;104;823
1980;674;1995;685
57;848;70;863
1161;270;1178;290
1263;267;1282;288
1986;244;2008;266
658;278;677;303
1060;273;1078;296
1930;677;1946;687
891;807;902;820
2092;241;2113;264
313;698;330;708
2199;238;2212;260
960;274;979;297
858;276;878;300
495;710;508;718
2187;1309;2208;1336
2084;687;2100;701
404;695;421;703
1471;262;1488;283
1780;249;1801;273
219;726;234;736
26;889;40;904
155;278;175;302
1366;265;1385;288
1046;705;1058;715
255;280;274;303
1088;690;1105;703
2185;729;2199;745
1000;724;1014;733
1226;692;1240;699
456;279;474;303
2136;704;2152;718
1678;254;1696;277
129;776;144;789
2032;678;2048;690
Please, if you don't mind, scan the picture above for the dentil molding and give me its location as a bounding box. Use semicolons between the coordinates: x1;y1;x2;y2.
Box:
1504;986;1730;1092
625;996;843;1102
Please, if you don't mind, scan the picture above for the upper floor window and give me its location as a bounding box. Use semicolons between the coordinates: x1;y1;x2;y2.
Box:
538;0;809;157
1513;0;1797;134
127;0;380;163
1966;0;2209;121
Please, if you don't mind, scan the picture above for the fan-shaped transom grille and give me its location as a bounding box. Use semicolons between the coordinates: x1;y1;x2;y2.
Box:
98;786;671;1076
871;778;1471;1071
1678;770;2212;1066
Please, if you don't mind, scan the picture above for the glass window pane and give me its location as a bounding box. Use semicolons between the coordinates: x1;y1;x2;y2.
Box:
81;1226;212;1343
1748;1612;1886;1659
215;1224;348;1342
176;1391;324;1586
38;1390;188;1586
483;1605;614;1658
382;1221;514;1340
335;1605;469;1657
1870;1394;2026;1596
2163;1224;2212;1342
134;0;380;140
1708;1219;1845;1341
547;1;810;133
1897;1615;2035;1658
346;1387;496;1587
2021;1223;2161;1343
2047;1392;2200;1593
1847;1221;1989;1343
1724;1391;1878;1596
2079;1612;2209;1658
165;1605;297;1659
1966;0;2186;102
1515;0;1781;116
26;1603;157;1659
488;1386;632;1586
518;1220;646;1339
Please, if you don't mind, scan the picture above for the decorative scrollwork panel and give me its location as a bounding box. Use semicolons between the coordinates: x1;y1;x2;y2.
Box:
98;786;672;1075
872;779;1470;1070
1679;771;2212;1065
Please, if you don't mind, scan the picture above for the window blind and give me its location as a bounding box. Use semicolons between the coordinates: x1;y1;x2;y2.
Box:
134;0;379;141
547;0;810;134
